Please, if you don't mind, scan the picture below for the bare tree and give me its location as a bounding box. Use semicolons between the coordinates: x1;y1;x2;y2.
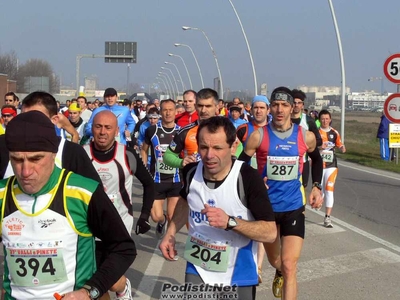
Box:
16;59;59;93
0;50;19;80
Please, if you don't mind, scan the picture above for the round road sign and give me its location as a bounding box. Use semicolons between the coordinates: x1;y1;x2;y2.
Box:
383;93;400;123
383;54;400;84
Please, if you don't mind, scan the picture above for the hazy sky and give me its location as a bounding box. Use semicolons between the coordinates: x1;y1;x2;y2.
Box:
1;0;399;97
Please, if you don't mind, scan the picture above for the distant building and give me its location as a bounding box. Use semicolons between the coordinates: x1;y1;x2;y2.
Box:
296;85;351;108
347;91;389;109
84;76;98;90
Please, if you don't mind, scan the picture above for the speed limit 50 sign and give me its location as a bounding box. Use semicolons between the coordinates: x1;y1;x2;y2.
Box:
384;54;400;84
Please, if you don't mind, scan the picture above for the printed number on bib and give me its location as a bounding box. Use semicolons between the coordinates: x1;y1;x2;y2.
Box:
184;234;230;272
157;159;175;174
267;156;299;181
6;246;67;287
321;150;334;163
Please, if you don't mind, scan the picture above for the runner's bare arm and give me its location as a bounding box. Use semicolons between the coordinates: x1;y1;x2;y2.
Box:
238;129;260;162
140;142;149;166
159;197;189;260
305;130;323;208
305;130;317;153
202;204;276;243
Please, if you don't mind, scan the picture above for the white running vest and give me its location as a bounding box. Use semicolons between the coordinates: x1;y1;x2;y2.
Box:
65;122;87;144
1;172;94;299
84;143;133;234
187;160;257;286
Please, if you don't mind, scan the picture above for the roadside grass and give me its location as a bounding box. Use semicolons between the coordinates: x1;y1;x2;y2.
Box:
331;113;400;173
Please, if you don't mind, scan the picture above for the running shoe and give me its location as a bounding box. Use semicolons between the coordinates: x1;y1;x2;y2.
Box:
324;216;333;228
156;214;167;238
116;278;132;300
272;269;283;298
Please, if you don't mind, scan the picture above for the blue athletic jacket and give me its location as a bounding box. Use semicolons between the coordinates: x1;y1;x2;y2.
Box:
85;105;136;145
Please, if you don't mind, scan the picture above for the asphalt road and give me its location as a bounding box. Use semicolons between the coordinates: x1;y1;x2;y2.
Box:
128;159;400;300
1;159;400;299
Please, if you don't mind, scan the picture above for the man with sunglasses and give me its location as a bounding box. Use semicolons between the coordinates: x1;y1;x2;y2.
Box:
4;92;21;114
1;105;17;131
291;89;322;188
239;86;323;299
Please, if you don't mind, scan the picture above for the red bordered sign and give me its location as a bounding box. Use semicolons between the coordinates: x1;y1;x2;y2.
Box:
383;54;400;84
384;93;400;123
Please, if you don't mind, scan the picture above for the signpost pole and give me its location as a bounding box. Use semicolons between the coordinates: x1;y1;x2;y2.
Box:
383;53;400;164
127;63;130;96
397;83;400;164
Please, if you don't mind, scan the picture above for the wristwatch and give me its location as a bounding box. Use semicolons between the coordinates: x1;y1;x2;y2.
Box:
312;182;322;190
83;285;100;300
225;216;238;231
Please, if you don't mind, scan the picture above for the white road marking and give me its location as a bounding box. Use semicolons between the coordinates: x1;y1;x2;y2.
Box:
134;239;187;299
258;248;400;291
136;210;400;298
338;161;400;181
305;223;345;236
134;240;165;300
307;207;400;254
298;248;400;282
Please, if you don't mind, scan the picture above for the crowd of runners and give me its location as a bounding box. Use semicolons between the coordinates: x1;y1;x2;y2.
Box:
0;87;345;300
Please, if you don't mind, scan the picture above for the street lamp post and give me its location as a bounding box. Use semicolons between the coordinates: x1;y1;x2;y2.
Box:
169;53;193;90
158;72;175;97
160;71;177;100
165;61;185;92
161;66;180;98
227;0;257;96
174;43;204;88
328;0;346;142
182;26;223;98
156;76;171;98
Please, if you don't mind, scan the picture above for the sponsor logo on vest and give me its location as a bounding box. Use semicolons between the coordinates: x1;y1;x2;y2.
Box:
9;248;58;256
189;209;208;224
97;167;109;172
206;199;216;207
5;218;25;236
160;144;169;152
276;144;292;151
38;218;56;228
99;172;112;182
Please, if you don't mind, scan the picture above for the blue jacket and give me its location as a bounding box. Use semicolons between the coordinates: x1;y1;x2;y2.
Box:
377;114;390;139
137;120;151;147
229;116;247;129
85;105;136;145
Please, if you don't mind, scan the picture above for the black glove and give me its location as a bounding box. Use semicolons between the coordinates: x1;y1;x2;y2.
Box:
135;213;151;235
